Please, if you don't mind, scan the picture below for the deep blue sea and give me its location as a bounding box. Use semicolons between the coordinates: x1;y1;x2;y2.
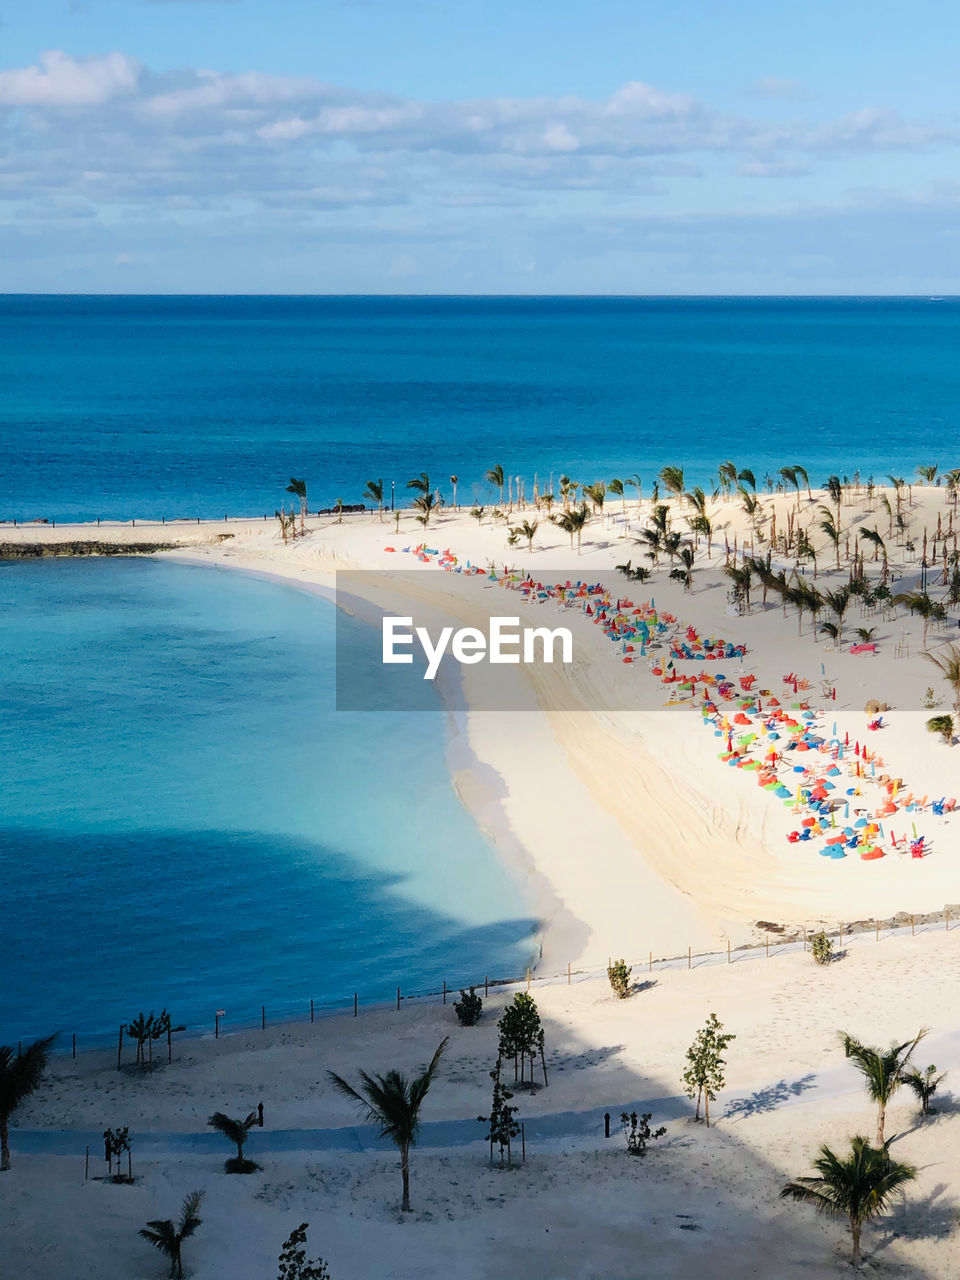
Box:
2;295;959;1048
1;295;959;523
0;558;536;1046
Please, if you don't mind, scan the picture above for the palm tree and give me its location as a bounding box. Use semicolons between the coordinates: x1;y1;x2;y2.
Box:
824;474;843;519
514;519;538;552
207;1110;259;1171
780;1136;916;1268
859;527;887;578
824;587;851;645
818;507;842;570
486;464;505;505
779;465;800;508
738;467;756;492
412;492;437;527
364;478;384;521
658;465;684;502
926;714;955;745
717;460;738;498
841;1030;925;1144
407;471;430;496
582;481;606;514
0;1036;55;1171
286;478;308;534
916;463;939;485
820;620;840;648
670;545;696;591
449;474;458;509
140;1190;204;1279
902;1063;946;1114
608;477;626;513
794;464;812;501
553;503;590;554
895;591;944;650
624;473;643;515
328;1039;448;1212
923;643;960;717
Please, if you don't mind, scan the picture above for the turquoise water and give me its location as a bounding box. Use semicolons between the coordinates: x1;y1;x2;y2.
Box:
0;558;536;1045
2;296;959;523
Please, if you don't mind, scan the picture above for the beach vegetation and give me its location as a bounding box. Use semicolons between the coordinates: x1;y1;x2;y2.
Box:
512;519;538;551
363;479;384;521
327;1038;448;1212
275;507;297;543
278;1223;331;1280
895;591;945;649
478;1058;520;1167
553;503;590;554
582;481;606;514
659;465;684;500
682;1013;734;1127
840;1029;926;1145
139;1190;204;1280
669;545;696;591
103;1125;134;1182
470;505;485;525
615;559;651;583
406;472;430;496
620;1110;666;1157
485;464;505;505
411;492;437;527
855;627;876;644
916;464;939;485
923;643;960;717
453;987;483;1026
126;1010;170;1066
286;478;308;533
608;477;625;512
607;958;632;998
0;1035;55;1171
902;1064;946;1115
811;931;834;965
207;1109;261;1173
498;993;547;1088
780;1136;916;1268
925;714;954;745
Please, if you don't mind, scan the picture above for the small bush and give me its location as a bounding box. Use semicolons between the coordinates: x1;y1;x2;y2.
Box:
278;1222;331;1280
811;931;834;965
454;987;483;1026
620;1111;666;1156
224;1156;260;1174
607;959;632;999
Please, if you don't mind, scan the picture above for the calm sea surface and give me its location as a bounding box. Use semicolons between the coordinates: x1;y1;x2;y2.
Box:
3;295;959;1046
0;558;536;1045
1;295;958;523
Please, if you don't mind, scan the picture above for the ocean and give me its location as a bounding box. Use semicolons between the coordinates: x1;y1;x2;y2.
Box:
0;558;536;1045
2;295;959;524
3;294;959;1046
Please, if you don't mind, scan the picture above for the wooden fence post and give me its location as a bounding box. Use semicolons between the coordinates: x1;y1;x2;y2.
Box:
310;998;315;1023
72;1033;76;1059
567;962;571;985
85;1146;90;1182
727;939;731;964
911;915;915;936
396;986;401;1011
687;946;691;970
765;933;769;957
875;919;879;942
117;1025;123;1071
354;993;358;1017
485;975;489;998
442;981;447;1005
261;1006;266;1030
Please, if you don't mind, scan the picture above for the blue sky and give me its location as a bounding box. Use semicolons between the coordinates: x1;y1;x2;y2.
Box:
2;0;960;292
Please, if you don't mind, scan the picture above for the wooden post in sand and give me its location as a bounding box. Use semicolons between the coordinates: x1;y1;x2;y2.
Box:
567;962;571;985
649;951;652;974
396;986;401;1011
687;946;691;970
875;920;879;943
947;909;951;932
167;1024;172;1065
802;926;807;951
839;923;843;949
442;981;447;1005
353;993;358;1018
72;1033;76;1059
310;998;315;1023
261;1006;266;1030
765;934;769;958
84;1146;90;1182
911;915;915;936
727;940;731;964
117;1025;123;1071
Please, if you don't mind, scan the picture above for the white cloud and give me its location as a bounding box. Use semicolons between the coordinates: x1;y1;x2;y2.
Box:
749;76;812;102
0;51;140;107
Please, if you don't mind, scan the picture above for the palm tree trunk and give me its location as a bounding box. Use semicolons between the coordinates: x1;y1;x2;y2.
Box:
401;1145;411;1212
851;1217;862;1268
877;1100;885;1146
704;1091;710;1128
1;1116;10;1170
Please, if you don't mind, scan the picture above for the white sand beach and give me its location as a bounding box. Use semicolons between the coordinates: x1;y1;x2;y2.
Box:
5;480;960;1277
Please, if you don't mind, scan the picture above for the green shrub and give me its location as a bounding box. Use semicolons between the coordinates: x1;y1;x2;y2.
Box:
454;987;483;1026
620;1111;666;1156
607;958;632;999
811;931;834;965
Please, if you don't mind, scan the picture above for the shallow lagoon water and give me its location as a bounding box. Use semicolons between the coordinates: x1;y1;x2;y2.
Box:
0;558;536;1044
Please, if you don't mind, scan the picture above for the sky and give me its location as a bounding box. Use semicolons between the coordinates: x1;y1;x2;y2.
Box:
1;0;960;293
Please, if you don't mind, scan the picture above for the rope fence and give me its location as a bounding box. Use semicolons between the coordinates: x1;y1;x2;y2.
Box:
13;903;960;1067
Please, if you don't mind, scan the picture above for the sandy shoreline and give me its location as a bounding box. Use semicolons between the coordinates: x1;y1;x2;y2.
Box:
5;482;960;968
